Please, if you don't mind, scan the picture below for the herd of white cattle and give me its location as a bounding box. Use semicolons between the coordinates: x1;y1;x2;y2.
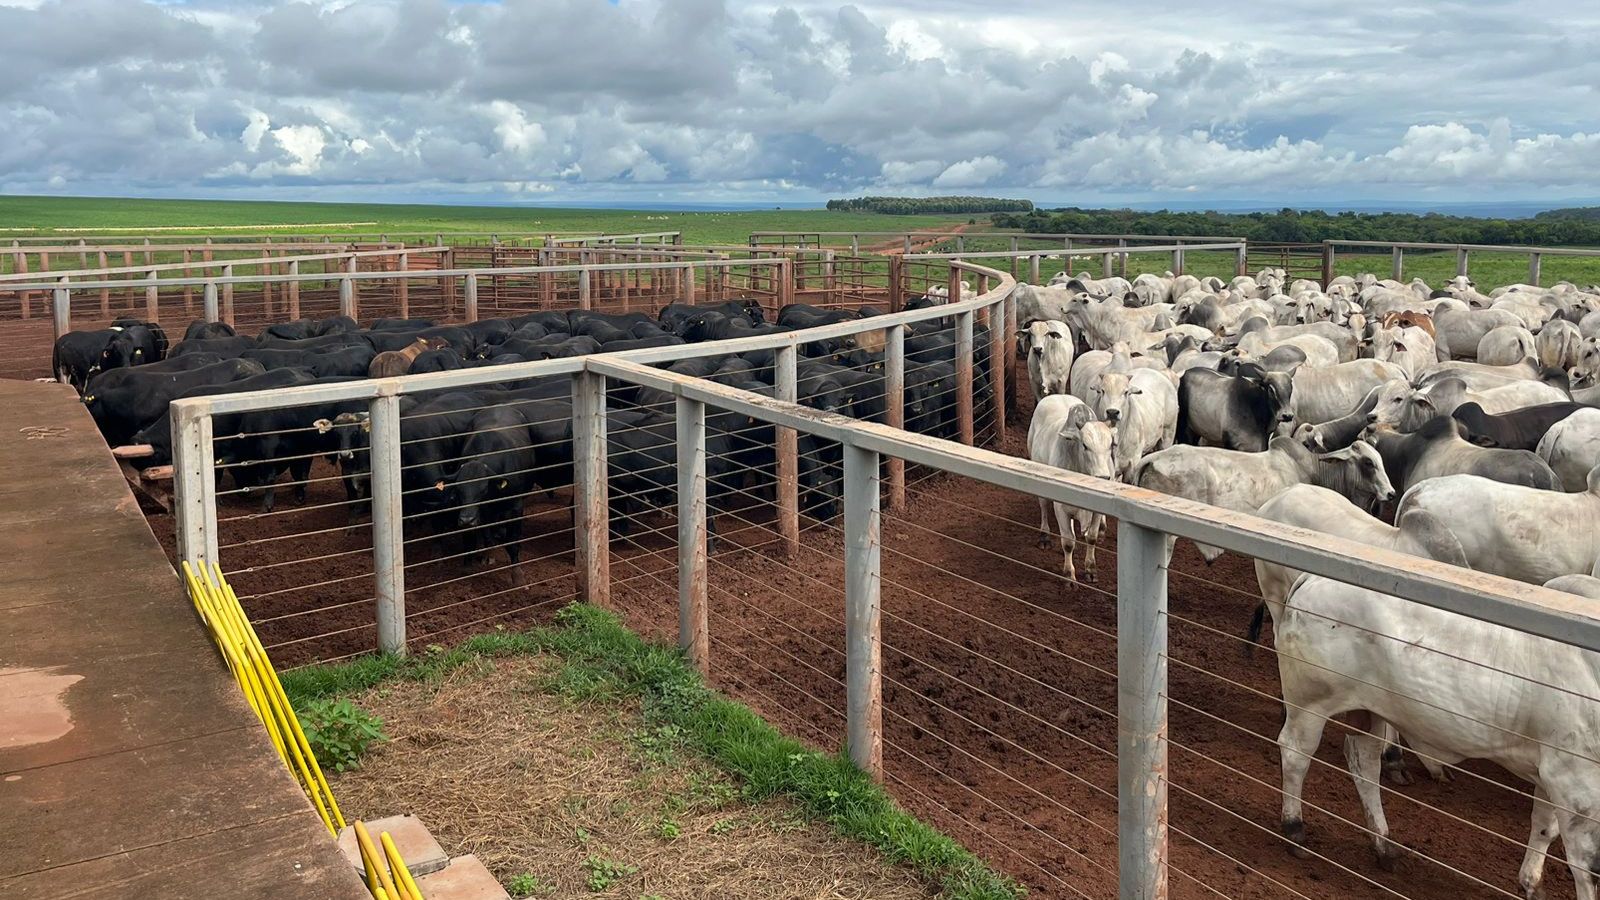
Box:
1013;267;1600;897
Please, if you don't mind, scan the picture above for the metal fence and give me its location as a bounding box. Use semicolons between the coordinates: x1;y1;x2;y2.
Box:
1323;240;1600;287
148;247;1600;899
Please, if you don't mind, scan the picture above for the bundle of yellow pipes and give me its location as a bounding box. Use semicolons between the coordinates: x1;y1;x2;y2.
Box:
181;562;424;899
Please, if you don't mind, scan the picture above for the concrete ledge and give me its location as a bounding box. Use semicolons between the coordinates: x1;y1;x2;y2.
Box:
337;814;448;877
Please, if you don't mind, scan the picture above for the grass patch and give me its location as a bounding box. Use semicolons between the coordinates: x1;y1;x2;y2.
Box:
286;607;1019;900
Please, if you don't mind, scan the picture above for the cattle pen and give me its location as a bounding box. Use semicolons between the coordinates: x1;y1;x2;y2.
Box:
5;230;1600;900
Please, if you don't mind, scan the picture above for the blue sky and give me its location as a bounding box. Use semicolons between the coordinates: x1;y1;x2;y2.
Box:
2;0;1598;207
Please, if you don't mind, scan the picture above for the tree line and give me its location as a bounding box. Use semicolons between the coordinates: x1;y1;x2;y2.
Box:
991;207;1600;246
826;196;1034;215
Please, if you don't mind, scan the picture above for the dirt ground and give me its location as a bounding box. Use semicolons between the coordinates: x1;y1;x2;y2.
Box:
331;655;940;900
129;378;1561;900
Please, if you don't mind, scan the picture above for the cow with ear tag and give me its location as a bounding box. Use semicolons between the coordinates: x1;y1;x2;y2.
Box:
1092;368;1178;480
1027;395;1117;582
446;404;536;572
1017;319;1075;402
321;410;373;524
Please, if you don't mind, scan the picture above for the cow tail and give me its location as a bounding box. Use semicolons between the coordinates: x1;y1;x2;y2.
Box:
1245;602;1267;647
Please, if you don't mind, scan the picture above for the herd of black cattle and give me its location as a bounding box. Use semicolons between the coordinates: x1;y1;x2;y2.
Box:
52;297;992;560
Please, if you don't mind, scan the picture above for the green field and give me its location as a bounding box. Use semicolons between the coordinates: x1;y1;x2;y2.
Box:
0;195;970;247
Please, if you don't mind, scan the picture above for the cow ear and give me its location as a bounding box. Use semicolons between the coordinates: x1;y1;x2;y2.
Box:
312;418;333;434
1392;340;1407;353
360;415;373;433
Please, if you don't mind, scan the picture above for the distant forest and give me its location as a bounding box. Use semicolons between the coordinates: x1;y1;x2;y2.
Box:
993;207;1600;246
827;196;1034;214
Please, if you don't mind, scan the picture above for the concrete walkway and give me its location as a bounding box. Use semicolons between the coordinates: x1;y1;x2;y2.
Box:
0;381;367;899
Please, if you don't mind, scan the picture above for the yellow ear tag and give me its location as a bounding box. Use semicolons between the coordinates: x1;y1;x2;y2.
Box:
498;479;509;489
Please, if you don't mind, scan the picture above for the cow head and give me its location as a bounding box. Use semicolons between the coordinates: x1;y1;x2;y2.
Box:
1367;378;1443;433
1318;440;1395;509
1061;415;1117;482
1092;371;1139;423
1260;370;1295;427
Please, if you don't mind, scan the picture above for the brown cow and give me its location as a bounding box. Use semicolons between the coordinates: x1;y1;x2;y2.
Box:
1381;310;1436;340
369;337;449;378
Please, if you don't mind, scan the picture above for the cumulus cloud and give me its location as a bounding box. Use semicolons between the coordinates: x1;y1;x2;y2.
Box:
0;0;1596;203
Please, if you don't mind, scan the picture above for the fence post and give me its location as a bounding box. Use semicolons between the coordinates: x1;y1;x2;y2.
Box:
464;273;479;323
97;251;109;316
171;399;219;568
288;260;301;319
578;267;592;310
1235;245;1248;278
989;297;1006;442
843;440;883;780
1171;247;1185;276
369;391;406;656
1102;251;1114;278
572;370;611;608
1321;244;1335;286
955;309;974;446
145;269;159;322
885;324;906;511
182;249;193;313
346;254;360;320
887;256;904;313
683;263;697;305
903;235;912;254
1117;521;1169;900
1456;247;1470;278
203;280;219;323
1392;246;1404;282
1529;253;1542;287
397;252;410;318
1029;253;1041;285
221;265;235;327
775;344;800;557
677;395;709;676
52;277;70;341
339;273;355;320
14;244;30;319
851;235;860;254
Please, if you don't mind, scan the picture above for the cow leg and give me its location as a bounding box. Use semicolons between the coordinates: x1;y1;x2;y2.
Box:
1343;730;1401;868
1196;541;1225;564
1036;497;1052;550
1375;720;1413;786
1554;801;1599;900
1052;500;1076;581
1081;512;1103;583
290;457;312;505
1518;786;1558;900
1278;707;1328;858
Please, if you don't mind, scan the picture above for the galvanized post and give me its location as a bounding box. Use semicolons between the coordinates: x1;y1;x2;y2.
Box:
572;370;611;608
677;395;709;676
775;344;800;557
397;251;410;318
989;298;1006;441
51;277;70;340
221;265;235;327
1529;253;1542;287
1102;251;1114;277
885;325;906;512
843;440;883;779
96;251;109;316
955;310;974;445
1392;246;1404;282
1322;244;1335;286
1171;247;1185;276
1456;247;1470;278
1118;521;1169;900
1235;245;1248;278
203;280;219;323
464;273;479;323
1029;253;1041;285
171;399;219;568
369;391;406;656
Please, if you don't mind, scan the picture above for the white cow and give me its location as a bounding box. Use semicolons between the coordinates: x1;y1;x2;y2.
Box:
1130;437;1393;562
1397;466;1600;583
1093;367;1179;480
1545;574;1600;598
1538;409;1600;492
1018;319;1075;403
1276;574;1600;898
1026;395;1116;582
1538;318;1584;373
1068;345;1166;406
1288;359;1409;425
1477;324;1537;367
1370;326;1438;380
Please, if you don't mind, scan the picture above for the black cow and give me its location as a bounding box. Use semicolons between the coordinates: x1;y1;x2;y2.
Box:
241;344;375;378
1451;401;1588;451
262;318;318;340
52;329;122;394
172;335;258;358
398;392;483;524
905;361;958;438
183;320;236;341
369;317;436;331
132;367;318;467
410;348;466;373
446;405;536;567
85;358;265;445
1176;367;1295;451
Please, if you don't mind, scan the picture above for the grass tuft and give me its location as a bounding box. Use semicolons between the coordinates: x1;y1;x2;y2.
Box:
284;605;1021;900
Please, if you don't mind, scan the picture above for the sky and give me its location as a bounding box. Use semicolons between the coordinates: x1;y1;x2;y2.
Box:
2;0;1599;208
